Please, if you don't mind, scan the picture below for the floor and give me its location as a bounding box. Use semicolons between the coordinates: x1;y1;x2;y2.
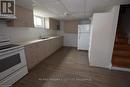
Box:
13;47;130;87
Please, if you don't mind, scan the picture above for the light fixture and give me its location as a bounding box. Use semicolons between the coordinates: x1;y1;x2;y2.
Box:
64;12;70;16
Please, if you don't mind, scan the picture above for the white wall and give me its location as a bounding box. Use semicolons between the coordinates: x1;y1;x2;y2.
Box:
63;34;78;47
59;20;90;47
0;22;58;43
89;6;120;69
58;21;78;47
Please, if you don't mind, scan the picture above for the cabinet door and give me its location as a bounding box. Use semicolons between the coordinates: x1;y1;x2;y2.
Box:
49;18;55;29
24;37;63;70
25;43;38;70
7;6;34;27
64;20;78;34
49;18;60;30
37;41;48;63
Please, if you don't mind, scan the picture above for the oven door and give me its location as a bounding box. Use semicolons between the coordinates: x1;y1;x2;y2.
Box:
0;48;27;81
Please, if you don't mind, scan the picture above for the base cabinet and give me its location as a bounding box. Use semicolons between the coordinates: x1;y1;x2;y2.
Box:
25;36;63;70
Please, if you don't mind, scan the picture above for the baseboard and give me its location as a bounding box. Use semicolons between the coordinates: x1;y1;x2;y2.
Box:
63;45;77;48
63;46;77;48
109;63;112;70
77;48;88;51
111;66;130;72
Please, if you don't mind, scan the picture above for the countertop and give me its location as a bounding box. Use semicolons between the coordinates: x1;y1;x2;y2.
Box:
15;36;63;46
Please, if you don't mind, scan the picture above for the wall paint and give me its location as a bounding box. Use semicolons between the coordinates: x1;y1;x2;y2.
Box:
63;33;78;47
58;21;77;47
58;20;90;47
0;22;58;43
89;6;120;69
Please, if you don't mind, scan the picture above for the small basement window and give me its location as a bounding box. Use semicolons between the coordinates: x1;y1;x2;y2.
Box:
34;16;44;28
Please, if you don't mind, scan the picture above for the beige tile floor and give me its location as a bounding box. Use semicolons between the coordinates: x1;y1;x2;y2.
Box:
12;47;130;87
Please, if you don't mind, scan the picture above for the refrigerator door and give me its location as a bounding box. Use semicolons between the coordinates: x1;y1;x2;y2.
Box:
78;33;90;50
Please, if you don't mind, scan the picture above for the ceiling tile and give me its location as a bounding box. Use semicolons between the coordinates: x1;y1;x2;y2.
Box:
61;0;85;13
86;0;112;11
44;1;66;14
34;0;58;4
16;0;130;20
16;0;34;9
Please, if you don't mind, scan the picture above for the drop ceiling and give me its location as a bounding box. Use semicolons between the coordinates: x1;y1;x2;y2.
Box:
16;0;130;20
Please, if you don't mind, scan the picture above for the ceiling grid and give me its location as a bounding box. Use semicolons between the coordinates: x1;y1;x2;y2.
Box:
16;0;130;20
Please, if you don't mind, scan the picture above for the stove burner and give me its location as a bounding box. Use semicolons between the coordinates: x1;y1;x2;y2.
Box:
0;44;19;50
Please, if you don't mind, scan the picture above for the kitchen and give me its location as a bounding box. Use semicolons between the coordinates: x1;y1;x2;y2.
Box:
0;0;130;87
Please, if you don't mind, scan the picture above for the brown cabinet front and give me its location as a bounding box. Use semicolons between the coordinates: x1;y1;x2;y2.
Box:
7;6;34;27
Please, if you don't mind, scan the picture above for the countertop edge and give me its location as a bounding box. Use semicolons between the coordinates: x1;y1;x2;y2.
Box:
17;36;63;46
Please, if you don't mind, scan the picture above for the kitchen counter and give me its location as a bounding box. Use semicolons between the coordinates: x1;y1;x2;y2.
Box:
22;36;63;70
17;36;63;46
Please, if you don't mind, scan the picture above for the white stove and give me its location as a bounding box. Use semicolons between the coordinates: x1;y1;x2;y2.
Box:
0;36;28;87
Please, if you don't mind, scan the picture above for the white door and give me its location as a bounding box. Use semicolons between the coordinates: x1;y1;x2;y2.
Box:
78;33;90;50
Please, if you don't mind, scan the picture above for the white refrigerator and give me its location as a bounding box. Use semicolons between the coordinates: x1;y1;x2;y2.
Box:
78;24;90;50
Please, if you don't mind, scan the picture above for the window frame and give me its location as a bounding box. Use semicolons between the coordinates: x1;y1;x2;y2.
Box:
34;15;45;28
